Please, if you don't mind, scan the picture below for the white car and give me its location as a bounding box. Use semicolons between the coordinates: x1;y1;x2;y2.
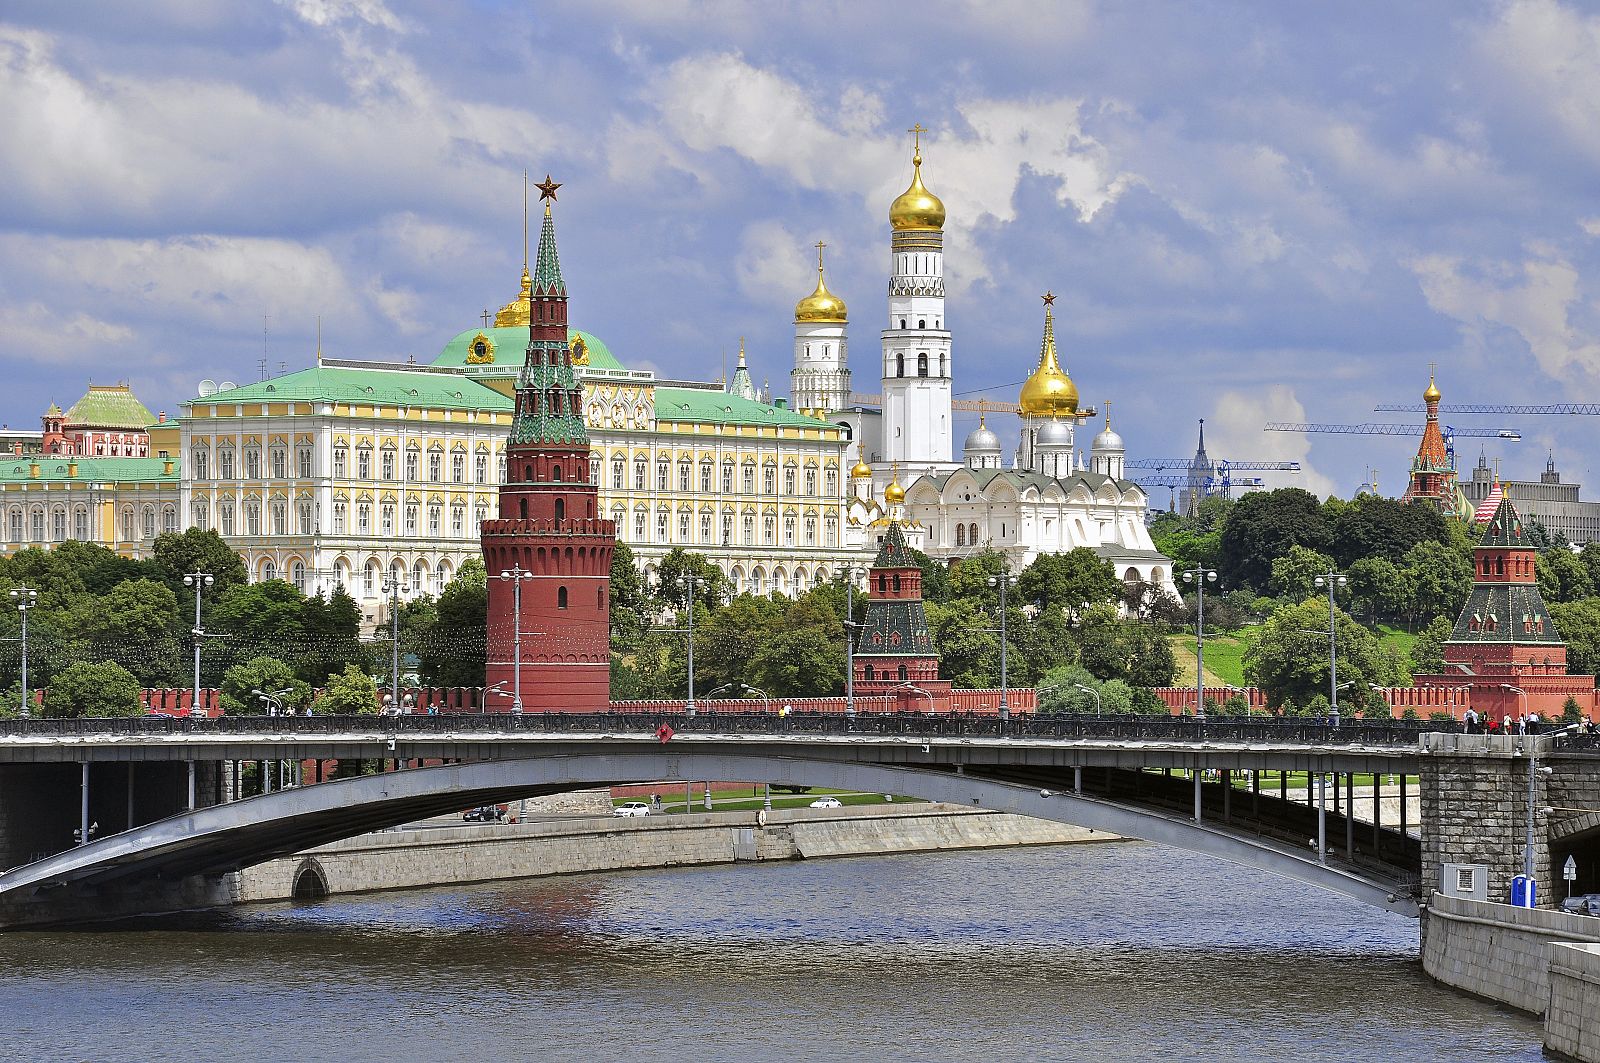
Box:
613;801;651;817
808;797;843;809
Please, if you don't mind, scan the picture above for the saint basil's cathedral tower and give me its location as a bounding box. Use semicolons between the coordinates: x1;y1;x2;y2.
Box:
480;178;615;711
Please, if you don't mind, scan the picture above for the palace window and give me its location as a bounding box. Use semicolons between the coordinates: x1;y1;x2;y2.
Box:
332;448;347;479
356;503;370;535
475;453;488;484
404;504;418;535
405;450;419;482
784;516;796;546
244;501;260;536
678;512;691;541
804;467;817;495
804;516;817;546
298;446;313;478
700;513;713;543
678;461;692;492
722;461;734;493
428;504;441;536
243;446;261;479
699;462;713;493
50;507;65;541
764;515;776;544
356;447;371;480
452;453;465;484
381;449;395;481
743;462;756;493
271;447;288;479
332;502;346;535
381;504;395;536
763;464;776;495
190;502;207;532
271;501;287;535
657;460;669;491
298;501;313;534
32;508;46;542
656;510;668;541
825;517;838;547
634;511;646;539
221;501;236;536
824;468;837;495
192;448;209;480
428;450;442;482
634;458;647;490
451;505;464;536
612;458;625;490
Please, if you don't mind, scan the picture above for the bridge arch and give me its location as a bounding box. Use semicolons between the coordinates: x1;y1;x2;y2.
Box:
0;752;1417;918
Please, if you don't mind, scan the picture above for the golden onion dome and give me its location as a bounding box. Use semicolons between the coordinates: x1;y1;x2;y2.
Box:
851;458;873;479
889;149;946;232
883;467;906;504
1423;372;1441;403
1019;296;1079;417
795;246;848;323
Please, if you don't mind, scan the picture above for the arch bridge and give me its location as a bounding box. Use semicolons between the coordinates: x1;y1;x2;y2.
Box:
0;713;1466;926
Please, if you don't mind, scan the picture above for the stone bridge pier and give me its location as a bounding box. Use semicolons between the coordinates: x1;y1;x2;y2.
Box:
1420;733;1600;907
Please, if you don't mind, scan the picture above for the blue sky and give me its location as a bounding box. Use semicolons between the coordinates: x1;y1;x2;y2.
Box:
3;0;1599;500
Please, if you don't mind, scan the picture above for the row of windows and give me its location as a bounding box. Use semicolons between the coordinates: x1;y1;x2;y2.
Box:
614;506;838;548
191;444;494;486
889;351;945;378
605;456;838;498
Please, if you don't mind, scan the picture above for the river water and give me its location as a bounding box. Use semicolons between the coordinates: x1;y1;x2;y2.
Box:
0;843;1541;1062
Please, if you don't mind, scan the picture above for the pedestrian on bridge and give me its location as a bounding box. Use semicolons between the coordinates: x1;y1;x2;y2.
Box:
1463;708;1479;734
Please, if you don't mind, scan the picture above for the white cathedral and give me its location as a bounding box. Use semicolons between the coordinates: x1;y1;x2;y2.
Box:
782;129;1176;596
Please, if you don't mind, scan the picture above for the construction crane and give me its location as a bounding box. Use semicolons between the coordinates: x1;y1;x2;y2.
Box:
1127;458;1301;472
1266;421;1521;472
848;392;1092;418
1375;403;1600;415
1136;472;1266;495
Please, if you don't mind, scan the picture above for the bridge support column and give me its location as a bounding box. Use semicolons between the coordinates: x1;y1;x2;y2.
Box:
1193;772;1201;823
186;761;196;811
1373;773;1381;858
1222;769;1231;824
1073;766;1081;795
1400;773;1407;837
1345;773;1354;859
126;765;135;830
1317;773;1327;866
79;762;89;847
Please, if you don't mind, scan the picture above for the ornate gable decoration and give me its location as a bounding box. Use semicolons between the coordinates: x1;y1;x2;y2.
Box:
465;332;496;365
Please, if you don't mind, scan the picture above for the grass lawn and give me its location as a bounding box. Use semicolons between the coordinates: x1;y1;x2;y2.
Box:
616;786;921;815
1377;623;1418;663
1169;630;1251;689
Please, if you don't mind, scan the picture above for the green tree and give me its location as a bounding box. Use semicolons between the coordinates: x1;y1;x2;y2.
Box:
1578;543;1600;592
1409;615;1454;675
1347;557;1410;624
925;598;1001;689
418;561;486;687
751;595;847;697
1538;548;1595;605
947;548;1010;605
1016;548;1121;615
1562;696;1583;723
909;548;952;603
1243;598;1407;710
316;664;379;714
150;528;249;604
1328;495;1449;567
1399;539;1473;625
609;541;650;646
1268;545;1338;602
83;577;184;685
44;660;143;718
220;656;310;713
655;548;729;611
1550;599;1600;676
1217;488;1333;593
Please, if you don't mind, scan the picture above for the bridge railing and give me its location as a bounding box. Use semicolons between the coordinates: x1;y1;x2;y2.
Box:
0;712;1449;746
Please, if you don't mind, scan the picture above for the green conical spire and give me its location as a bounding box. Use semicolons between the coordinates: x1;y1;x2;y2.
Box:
532;201;565;296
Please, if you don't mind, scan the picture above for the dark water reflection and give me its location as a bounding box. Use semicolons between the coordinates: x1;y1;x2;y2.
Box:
0;843;1541;1062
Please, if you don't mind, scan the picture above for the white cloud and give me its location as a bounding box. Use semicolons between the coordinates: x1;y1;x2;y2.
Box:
1477;0;1600;164
1410;245;1600;386
734;219;815;312
0;302;135;366
1207;385;1338;500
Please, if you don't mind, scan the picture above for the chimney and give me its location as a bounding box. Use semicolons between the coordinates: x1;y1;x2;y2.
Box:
163;458;175;475
28;461;40;479
157;412;166;423
774;397;788;410
67;461;78;478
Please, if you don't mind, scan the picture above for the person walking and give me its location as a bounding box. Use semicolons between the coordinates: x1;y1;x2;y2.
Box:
1463;707;1478;734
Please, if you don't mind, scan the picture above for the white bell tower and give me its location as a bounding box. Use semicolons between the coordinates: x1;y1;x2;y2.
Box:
881;125;953;469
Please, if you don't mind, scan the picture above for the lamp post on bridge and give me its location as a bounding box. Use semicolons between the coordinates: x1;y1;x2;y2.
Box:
1313;570;1348;728
9;586;37;718
844;567;865;720
987;570;1016;722
1073;683;1101;717
183;571;214;715
1181;567;1217;720
496;565;535;714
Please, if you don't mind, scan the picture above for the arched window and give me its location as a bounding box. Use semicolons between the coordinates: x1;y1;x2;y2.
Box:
524;464;534;482
519;498;528;519
864;665;875;680
956;524;966;547
898;664;909;682
895;352;905;377
554;498;565;522
917;353;928;377
552;464;562;482
892;573;901;593
557;586;568;609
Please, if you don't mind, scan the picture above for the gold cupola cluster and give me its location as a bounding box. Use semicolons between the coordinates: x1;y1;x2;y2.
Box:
794;241;848;323
1018;292;1078;417
889;125;946;232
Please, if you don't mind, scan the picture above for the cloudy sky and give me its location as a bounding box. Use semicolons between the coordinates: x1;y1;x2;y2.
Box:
4;0;1599;501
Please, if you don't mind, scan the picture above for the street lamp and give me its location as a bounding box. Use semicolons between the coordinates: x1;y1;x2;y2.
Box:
844;567;866;719
380;573;405;716
649;570;705;716
1181;567;1218;719
183;571;214;715
987;570;1016;722
496;565;535;714
1073;683;1102;717
898;682;934;713
250;687;292;715
9;586;37;718
1313;570;1348;728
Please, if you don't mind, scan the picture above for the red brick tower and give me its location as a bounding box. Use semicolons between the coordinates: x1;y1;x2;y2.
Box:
853;521;952;710
1415;497;1596;719
480;177;615;711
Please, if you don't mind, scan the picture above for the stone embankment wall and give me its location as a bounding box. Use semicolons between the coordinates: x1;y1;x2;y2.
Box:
1421;892;1600;1062
1545;943;1600;1063
236;804;1107;903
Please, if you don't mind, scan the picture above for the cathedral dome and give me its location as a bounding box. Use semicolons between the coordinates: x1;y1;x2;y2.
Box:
1424;372;1441;403
964;417;1001;454
1019;298;1078;417
1037;418;1072;448
884;473;906;504
851;458;873;479
1092;425;1124;452
889;151;946;232
794;258;847;324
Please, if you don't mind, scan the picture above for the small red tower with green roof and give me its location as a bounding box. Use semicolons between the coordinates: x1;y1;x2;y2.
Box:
853;521;951;710
480;178;615;711
1414;496;1596;720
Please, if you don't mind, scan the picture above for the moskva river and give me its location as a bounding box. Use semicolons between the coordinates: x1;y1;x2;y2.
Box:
0;843;1541;1062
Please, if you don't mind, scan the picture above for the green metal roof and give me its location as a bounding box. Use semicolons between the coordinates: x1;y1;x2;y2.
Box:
433;327;624;372
188;366;511;412
64;386;157;430
1478;498;1531;548
0;457;179;483
654;388;826;428
872;521;918;568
